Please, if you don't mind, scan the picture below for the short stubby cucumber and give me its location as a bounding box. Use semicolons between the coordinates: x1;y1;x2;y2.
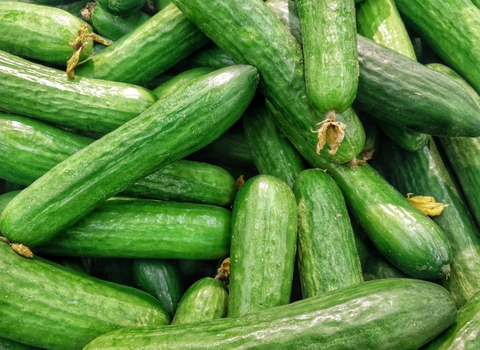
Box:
0;64;259;248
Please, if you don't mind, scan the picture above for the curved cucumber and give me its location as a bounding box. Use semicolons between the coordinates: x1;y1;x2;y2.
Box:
0;64;258;248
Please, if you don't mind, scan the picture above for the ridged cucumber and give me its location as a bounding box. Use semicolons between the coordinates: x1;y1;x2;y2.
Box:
0;64;258;248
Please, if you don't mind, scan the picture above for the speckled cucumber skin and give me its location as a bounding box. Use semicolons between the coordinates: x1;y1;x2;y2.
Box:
0;64;259;248
0;241;170;350
83;278;457;350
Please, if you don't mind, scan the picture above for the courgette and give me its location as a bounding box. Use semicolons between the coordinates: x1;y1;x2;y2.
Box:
0;64;258;248
83;278;457;350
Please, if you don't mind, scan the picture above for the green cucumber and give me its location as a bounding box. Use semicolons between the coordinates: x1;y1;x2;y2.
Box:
0;2;95;66
296;0;358;115
0;50;157;134
171;277;228;325
83;257;136;287
96;0;147;16
293;168;363;298
172;0;366;164
265;0;302;45
31;197;231;260
355;0;428;152
362;254;410;281
243;97;307;188
0;64;258;248
176;43;236;71
0;337;40;350
0;240;170;350
267;99;452;279
75;2;210;86
56;0;90;18
381;135;480;308
394;0;480;95
152;66;214;100
132;259;184;317
228;174;297;317
83;278;457;350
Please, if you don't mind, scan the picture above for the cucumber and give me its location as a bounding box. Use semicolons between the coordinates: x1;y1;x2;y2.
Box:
362;254;410;281
355;0;428;152
0;240;170;350
243;97;307;188
171;277;228;325
228;174;297;317
265;0;302;45
172;0;366;164
75;2;211;86
0;64;258;248
0;2;96;66
96;0;147;16
296;0;358;115
83;257;136;287
381;135;480;308
0;337;40;350
176;43;236;71
293;168;363;298
425;289;480;349
83;278;457;350
394;0;480;95
0;50;157;135
132;259;184;317
152;66;214;100
266;99;452;279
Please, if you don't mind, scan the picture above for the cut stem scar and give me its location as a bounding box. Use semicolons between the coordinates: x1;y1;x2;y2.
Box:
311;110;347;155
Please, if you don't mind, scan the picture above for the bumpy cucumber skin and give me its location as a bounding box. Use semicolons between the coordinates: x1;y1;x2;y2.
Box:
382;136;480;308
297;0;358;114
0;241;170;350
243;98;307;188
266;99;452;280
228;174;297;318
0;2;94;65
172;0;365;164
171;277;228;325
32;198;232;260
354;35;480;137
0;65;259;248
0;50;157;134
83;278;456;350
75;3;210;86
293;169;363;297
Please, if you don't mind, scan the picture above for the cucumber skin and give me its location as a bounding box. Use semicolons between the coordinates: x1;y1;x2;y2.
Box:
228;174;297;318
172;0;365;164
83;278;457;350
382;136;480;308
0;49;157;135
32;198;232;260
75;3;211;86
0;64;259;248
152;66;214;100
95;0;146;16
267;99;452;280
293;169;363;298
0;241;170;350
296;0;358;114
171;277;228;325
0;2;93;65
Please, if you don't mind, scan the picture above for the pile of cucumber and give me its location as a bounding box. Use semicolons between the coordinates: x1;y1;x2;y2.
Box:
1;0;480;348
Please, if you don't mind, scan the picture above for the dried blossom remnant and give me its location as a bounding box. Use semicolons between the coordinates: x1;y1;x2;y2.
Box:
11;243;34;259
347;149;375;168
407;193;449;216
235;175;245;189
312;110;347;155
215;257;231;284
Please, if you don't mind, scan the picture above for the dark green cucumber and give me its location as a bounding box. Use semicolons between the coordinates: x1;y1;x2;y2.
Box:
356;0;428;152
395;0;480;95
293;169;363;298
0;112;238;207
175;43;236;71
132;259;184;317
31;197;231;260
81;2;151;41
267;99;452;279
425;289;480;349
75;2;210;86
354;34;480;137
0;50;156;134
0;2;96;66
0;64;258;248
172;0;366;164
83;257;136;287
0;337;40;350
152;66;214;100
243;97;307;188
171;277;228;325
362;254;410;281
296;0;358;115
381;136;480;308
0;240;170;350
96;0;146;16
56;0;90;18
228;174;297;317
83;278;456;350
